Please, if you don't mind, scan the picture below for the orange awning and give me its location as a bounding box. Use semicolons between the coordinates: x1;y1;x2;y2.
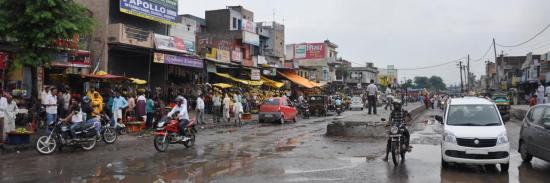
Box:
277;71;322;88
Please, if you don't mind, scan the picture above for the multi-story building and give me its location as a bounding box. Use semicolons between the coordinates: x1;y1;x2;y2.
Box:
257;22;285;68
520;53;542;84
286;40;339;84
494;56;525;90
343;62;379;89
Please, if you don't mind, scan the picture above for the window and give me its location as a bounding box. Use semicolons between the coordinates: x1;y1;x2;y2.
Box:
232;17;237;29
528;106;544;123
238;19;242;30
281;99;288;106
447;105;502;126
262;98;279;106
538;107;550;125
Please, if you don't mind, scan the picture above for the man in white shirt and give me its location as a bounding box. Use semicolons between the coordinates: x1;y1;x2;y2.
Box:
0;90;7;141
167;97;190;141
196;95;205;125
45;88;59;131
366;79;378;115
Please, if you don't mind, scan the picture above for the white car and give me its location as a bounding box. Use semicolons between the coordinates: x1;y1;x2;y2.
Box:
350;96;364;110
436;97;510;172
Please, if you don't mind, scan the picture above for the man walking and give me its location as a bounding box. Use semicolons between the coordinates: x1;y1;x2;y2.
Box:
196;94;205;125
366;79;378;115
45;88;58;133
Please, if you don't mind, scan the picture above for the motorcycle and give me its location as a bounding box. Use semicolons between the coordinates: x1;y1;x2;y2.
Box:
153;115;197;152
336;105;343;116
299;102;310;119
98;114;118;144
35;120;98;155
387;121;408;165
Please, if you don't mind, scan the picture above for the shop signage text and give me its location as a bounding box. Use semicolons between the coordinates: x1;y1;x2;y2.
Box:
154;52;203;68
294;43;325;59
251;69;260;81
120;0;178;25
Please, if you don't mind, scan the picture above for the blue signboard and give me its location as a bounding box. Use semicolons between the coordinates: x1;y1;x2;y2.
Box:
120;0;178;25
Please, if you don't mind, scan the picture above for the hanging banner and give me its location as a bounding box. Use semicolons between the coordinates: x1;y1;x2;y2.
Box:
154;34;187;53
231;49;243;62
119;0;178;25
153;52;203;68
251;69;260;81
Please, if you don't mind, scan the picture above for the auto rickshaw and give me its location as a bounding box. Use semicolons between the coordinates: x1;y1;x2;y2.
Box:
308;95;330;117
492;93;511;122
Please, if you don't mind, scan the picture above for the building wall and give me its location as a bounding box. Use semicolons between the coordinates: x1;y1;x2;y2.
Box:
75;0;110;71
205;9;230;32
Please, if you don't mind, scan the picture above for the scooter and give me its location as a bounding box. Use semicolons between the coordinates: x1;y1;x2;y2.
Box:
153;114;197;152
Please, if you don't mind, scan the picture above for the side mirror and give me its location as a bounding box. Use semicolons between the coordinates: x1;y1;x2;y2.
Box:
381;118;387;122
435;115;444;124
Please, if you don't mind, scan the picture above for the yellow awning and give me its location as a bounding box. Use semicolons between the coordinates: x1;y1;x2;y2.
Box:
215;73;263;86
278;71;322;88
212;83;233;88
129;78;147;85
261;76;285;88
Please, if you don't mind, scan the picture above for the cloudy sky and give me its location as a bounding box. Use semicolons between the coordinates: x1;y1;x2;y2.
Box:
178;0;550;85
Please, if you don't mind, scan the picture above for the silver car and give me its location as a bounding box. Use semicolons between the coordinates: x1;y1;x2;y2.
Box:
519;105;550;163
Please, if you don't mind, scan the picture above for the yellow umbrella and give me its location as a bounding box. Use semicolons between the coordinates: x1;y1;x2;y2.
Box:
129;78;147;85
213;83;233;89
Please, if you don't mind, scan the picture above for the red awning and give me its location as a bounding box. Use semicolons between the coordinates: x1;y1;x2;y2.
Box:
81;73;126;80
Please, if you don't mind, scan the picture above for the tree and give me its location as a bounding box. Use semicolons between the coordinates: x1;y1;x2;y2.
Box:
403;79;415;88
414;76;430;89
429;76;447;90
0;0;94;67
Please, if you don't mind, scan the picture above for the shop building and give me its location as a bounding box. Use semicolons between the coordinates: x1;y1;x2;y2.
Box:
286;40;339;85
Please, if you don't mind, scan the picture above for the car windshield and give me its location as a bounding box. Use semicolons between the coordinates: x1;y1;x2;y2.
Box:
352;97;361;102
262;98;279;105
447;105;502;126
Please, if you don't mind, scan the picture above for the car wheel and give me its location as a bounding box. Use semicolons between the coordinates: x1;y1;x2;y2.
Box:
441;157;449;168
293;117;297;123
520;142;533;162
280;116;285;124
500;163;509;172
259;118;264;124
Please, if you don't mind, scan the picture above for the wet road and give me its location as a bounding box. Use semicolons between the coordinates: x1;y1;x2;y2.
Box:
1;107;550;183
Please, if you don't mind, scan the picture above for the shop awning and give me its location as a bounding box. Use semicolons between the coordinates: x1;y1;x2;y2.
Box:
261;76;285;88
277;71;322;88
212;83;233;89
129;78;147;85
214;73;263;86
81;71;126;80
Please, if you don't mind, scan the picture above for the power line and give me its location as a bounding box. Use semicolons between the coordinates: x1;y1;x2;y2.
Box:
398;57;466;71
472;43;494;62
496;23;550;48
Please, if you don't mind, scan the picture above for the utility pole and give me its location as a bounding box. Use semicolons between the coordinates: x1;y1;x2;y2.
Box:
457;61;464;93
493;38;499;91
467;54;470;92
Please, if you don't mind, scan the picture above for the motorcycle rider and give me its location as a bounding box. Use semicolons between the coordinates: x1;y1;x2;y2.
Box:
383;100;412;161
60;98;84;140
335;97;342;109
167;97;190;141
81;96;102;139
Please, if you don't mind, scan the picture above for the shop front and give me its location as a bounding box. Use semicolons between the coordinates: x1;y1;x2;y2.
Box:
151;52;205;102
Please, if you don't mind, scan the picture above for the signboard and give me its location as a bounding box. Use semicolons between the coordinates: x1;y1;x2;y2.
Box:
294;43;325;59
243;19;256;33
251;69;260;81
153;52;203;68
217;50;231;62
231;49;243;62
154;34;187;53
294;43;326;59
242;31;260;46
119;0;178;25
206;48;217;60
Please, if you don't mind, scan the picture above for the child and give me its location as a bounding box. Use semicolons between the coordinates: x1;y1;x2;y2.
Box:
529;95;538;107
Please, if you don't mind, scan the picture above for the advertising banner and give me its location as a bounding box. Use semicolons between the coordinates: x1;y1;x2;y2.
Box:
231;49;243;62
120;0;177;25
251;69;260;81
153;52;203;68
294;43;325;59
243;19;256;33
217;50;231;62
154;34;187;53
206;48;218;60
242;31;260;46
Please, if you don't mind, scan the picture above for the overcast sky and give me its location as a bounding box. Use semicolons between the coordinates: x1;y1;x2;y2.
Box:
178;0;550;85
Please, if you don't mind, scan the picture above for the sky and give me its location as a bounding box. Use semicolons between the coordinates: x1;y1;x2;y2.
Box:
178;0;550;85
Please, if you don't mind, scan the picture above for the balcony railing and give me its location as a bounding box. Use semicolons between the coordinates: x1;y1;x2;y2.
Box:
108;23;153;48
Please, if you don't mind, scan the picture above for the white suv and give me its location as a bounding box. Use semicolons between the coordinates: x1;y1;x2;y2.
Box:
435;97;510;172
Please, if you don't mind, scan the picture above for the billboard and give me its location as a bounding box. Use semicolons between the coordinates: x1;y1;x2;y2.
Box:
294;43;325;59
242;31;260;46
153;52;203;68
154;34;186;53
119;0;178;25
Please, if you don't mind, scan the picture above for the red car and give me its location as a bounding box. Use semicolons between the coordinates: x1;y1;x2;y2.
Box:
259;97;298;124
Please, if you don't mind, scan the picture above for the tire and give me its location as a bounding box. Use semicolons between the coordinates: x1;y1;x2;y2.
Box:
259;118;264;124
183;133;196;148
293;117;297;123
500;163;509;172
102;127;118;144
36;136;57;155
154;135;169;152
441;157;449;168
520;142;533;162
391;142;400;166
280;116;285;124
81;138;97;151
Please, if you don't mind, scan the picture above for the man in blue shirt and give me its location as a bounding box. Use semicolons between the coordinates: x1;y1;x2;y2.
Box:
111;91;128;127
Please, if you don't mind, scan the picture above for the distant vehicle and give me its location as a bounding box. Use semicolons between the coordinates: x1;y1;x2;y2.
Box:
492;93;511;122
309;95;330;117
350;96;364;110
436;97;510;172
259;97;298;124
519;105;550;163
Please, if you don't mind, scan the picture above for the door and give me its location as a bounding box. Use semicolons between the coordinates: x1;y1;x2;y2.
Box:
524;106;544;154
287;99;298;119
280;99;291;120
534;107;550;160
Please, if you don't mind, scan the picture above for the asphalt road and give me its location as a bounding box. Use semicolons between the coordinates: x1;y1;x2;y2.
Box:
1;106;550;183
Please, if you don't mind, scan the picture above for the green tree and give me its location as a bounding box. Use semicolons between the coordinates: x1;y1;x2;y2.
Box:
404;79;415;88
429;76;447;90
414;76;430;89
0;0;94;67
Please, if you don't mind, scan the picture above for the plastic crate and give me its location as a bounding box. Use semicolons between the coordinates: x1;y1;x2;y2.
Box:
6;133;31;145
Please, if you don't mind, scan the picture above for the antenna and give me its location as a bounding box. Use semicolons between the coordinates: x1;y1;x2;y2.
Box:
273;8;275;23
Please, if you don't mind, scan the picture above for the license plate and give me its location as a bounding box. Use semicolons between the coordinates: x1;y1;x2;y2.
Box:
466;149;488;155
264;114;273;118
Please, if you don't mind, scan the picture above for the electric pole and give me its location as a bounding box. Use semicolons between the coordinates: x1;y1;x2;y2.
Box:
493;38;499;91
457;61;464;93
467;54;470;92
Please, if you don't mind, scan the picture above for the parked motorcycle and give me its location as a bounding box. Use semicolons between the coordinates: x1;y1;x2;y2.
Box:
153;114;197;152
36;121;98;155
387;121;408;165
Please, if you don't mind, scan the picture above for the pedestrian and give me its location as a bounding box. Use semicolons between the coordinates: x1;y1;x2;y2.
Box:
537;83;545;104
63;88;71;115
0;91;7;141
145;94;155;129
91;92;104;117
136;92;146;121
3;96;18;140
366;79;378;115
45;88;58;133
112;91;128;127
212;93;222;123
223;93;231;122
430;95;435;109
233;97;243;125
196;94;205;125
126;93;136;120
57;90;65;118
529;95;538;107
